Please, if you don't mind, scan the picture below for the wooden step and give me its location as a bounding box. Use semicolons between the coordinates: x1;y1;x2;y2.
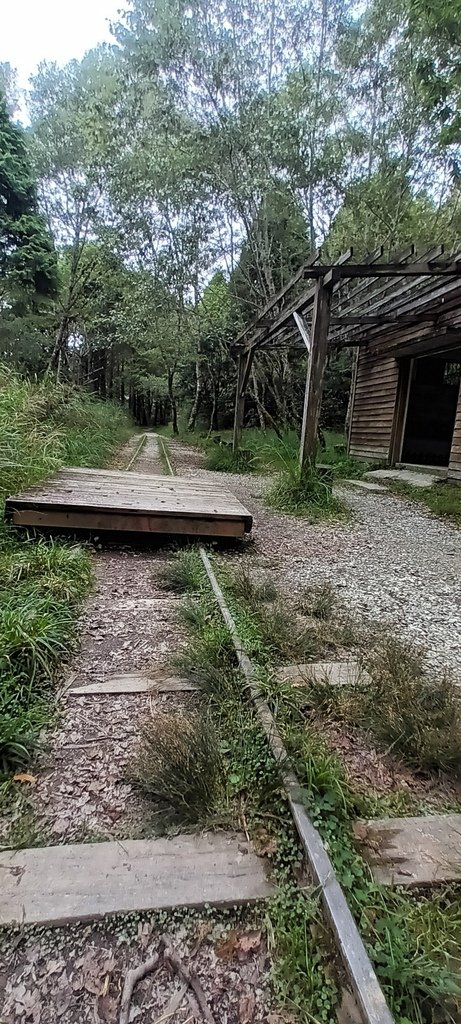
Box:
276;661;370;687
344;479;387;493
0;834;273;927
353;813;461;886
68;672;199;695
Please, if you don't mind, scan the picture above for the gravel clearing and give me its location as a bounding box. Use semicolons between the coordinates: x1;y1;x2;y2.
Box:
168;440;461;675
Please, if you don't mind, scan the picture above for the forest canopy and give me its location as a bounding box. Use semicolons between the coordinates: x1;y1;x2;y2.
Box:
1;0;460;432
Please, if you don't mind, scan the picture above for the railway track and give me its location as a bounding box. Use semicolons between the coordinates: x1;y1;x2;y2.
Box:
157;434;394;1024
1;431;396;1024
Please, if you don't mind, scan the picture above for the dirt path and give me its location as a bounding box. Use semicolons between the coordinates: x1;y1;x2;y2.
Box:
1;434;191;846
169;440;461;675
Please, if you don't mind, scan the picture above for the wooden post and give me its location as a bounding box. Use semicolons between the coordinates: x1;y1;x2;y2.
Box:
299;278;332;470
232;349;254;452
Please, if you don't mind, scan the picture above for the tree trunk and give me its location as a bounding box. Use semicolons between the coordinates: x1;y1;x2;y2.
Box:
208;380;220;435
168;370;179;434
188;356;202;430
252;368;266;429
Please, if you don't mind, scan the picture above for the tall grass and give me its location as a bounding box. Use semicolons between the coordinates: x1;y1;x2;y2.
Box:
266;462;347;520
0;367;131;501
0;366;132;780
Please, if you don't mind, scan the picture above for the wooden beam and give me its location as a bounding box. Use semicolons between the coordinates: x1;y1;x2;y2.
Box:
393;331;461;358
329;313;437;326
299;279;332;469
325;261;461;285
232;349;254;452
293;311;311;351
235;249;322;346
249;249;353;353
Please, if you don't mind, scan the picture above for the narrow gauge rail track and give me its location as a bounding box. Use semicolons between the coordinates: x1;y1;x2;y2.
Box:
156;433;395;1024
1;430;394;1024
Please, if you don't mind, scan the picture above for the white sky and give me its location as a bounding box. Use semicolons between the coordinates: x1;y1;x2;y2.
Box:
0;0;124;91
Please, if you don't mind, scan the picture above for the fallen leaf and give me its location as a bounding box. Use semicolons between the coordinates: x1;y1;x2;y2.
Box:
253;827;278;858
239;991;256;1023
191;920;213;955
13;772;37;785
216;929;239;959
236;931;262;956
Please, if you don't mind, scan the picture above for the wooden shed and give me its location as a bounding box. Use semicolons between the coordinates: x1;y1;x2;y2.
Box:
347;293;461;483
232;245;461;484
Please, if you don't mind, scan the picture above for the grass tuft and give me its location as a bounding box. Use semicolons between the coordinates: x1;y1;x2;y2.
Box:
298;582;337;620
132;710;224;824
307;636;461;772
266;463;347;520
364;638;461;770
228;566;278;606
160;548;204;593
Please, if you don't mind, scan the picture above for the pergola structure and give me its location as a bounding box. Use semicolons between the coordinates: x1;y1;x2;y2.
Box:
232;245;461;467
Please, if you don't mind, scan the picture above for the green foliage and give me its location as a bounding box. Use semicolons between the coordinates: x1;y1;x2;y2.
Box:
0;365;131;502
0;96;57;306
409;0;461;145
204;445;255;473
0;368;130;777
132;710;224;825
0;558;91;776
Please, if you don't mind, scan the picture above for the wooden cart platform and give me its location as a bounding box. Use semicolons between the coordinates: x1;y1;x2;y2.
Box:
5;467;253;539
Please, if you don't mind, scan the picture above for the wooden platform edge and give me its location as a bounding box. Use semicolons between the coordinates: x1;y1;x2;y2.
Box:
8;509;250;537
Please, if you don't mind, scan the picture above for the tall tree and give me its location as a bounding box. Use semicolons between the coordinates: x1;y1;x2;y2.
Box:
0;95;57;308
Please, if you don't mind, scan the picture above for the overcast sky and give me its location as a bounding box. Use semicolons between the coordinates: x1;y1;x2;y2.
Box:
1;0;123;91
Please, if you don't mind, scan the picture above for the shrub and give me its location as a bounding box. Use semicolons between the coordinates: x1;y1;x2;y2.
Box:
204;445;255;473
132;711;224;823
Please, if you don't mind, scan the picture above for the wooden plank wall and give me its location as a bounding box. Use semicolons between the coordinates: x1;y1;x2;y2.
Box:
348;350;399;460
448;383;461;482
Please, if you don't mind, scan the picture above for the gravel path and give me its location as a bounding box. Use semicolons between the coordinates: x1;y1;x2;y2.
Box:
169;440;461;674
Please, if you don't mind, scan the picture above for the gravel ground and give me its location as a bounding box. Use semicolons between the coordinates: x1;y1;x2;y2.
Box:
168;440;461;675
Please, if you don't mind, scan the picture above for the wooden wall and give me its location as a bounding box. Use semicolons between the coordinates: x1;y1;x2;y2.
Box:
448;383;461;483
348;350;399;460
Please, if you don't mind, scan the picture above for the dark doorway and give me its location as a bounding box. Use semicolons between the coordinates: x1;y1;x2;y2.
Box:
401;355;461;466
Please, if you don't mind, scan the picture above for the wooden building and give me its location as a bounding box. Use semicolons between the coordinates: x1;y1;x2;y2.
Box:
233;246;461;483
347;294;461;482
